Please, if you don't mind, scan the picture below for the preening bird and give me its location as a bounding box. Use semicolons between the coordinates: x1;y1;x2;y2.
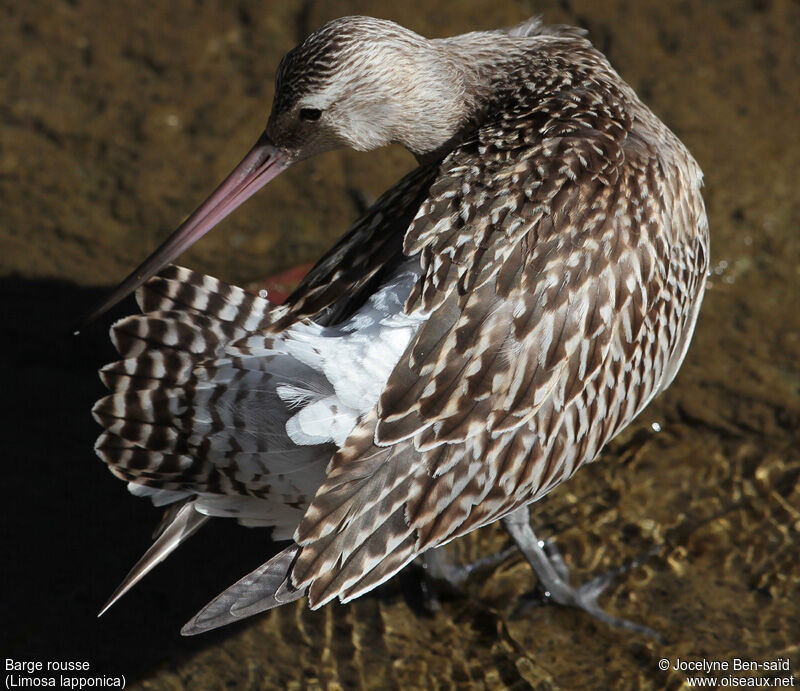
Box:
87;15;708;636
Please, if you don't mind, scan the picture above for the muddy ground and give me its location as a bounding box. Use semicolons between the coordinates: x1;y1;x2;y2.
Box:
1;0;798;688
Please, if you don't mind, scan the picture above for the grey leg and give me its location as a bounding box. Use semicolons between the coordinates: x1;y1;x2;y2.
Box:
409;544;517;612
503;507;661;639
422;544;517;586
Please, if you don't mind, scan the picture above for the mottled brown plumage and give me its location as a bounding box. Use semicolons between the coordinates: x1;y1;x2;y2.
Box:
90;15;708;634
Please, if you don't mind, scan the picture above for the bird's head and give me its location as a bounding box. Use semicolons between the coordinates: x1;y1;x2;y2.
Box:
265;16;466;160
78;16;490;328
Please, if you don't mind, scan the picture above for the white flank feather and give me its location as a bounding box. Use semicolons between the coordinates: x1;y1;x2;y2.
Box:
277;264;425;447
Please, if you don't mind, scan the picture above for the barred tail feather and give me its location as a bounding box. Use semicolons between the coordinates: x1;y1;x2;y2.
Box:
95;265;329;523
136;264;274;330
94;262;426;621
94;266;326;611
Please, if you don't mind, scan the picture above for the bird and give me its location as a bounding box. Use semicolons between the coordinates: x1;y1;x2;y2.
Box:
87;15;709;636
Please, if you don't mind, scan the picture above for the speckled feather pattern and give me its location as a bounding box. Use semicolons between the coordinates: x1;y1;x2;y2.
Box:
92;15;708;626
287;33;708;607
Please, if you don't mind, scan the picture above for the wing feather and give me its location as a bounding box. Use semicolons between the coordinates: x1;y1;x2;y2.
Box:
289;76;708;606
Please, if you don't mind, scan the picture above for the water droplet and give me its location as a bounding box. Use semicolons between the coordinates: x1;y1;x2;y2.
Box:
165;113;182;129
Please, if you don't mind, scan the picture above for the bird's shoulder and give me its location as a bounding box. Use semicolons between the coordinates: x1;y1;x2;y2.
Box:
401;55;641;315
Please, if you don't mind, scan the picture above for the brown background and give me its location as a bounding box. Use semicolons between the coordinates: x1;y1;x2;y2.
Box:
1;0;798;688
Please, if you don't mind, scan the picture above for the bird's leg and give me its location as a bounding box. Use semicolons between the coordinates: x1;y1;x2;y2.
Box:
502;507;661;639
407;544;517;612
422;544;518;587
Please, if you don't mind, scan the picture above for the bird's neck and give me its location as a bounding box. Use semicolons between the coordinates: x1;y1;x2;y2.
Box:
399;32;531;162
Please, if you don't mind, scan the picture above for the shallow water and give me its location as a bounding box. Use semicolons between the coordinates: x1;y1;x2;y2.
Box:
2;0;798;688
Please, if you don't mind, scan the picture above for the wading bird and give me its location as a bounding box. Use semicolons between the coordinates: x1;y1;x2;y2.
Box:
86;15;708;635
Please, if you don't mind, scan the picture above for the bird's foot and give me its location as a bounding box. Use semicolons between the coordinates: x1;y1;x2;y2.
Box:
503;507;662;640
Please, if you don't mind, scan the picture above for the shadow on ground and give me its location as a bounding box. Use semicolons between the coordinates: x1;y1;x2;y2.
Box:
0;279;287;678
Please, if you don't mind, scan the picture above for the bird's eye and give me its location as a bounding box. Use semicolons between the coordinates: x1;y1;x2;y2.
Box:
299;108;322;122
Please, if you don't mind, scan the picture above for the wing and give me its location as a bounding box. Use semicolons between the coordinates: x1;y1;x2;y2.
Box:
267;163;439;329
287;85;709;607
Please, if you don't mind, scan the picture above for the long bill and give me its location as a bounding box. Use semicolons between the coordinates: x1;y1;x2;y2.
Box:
76;133;291;332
